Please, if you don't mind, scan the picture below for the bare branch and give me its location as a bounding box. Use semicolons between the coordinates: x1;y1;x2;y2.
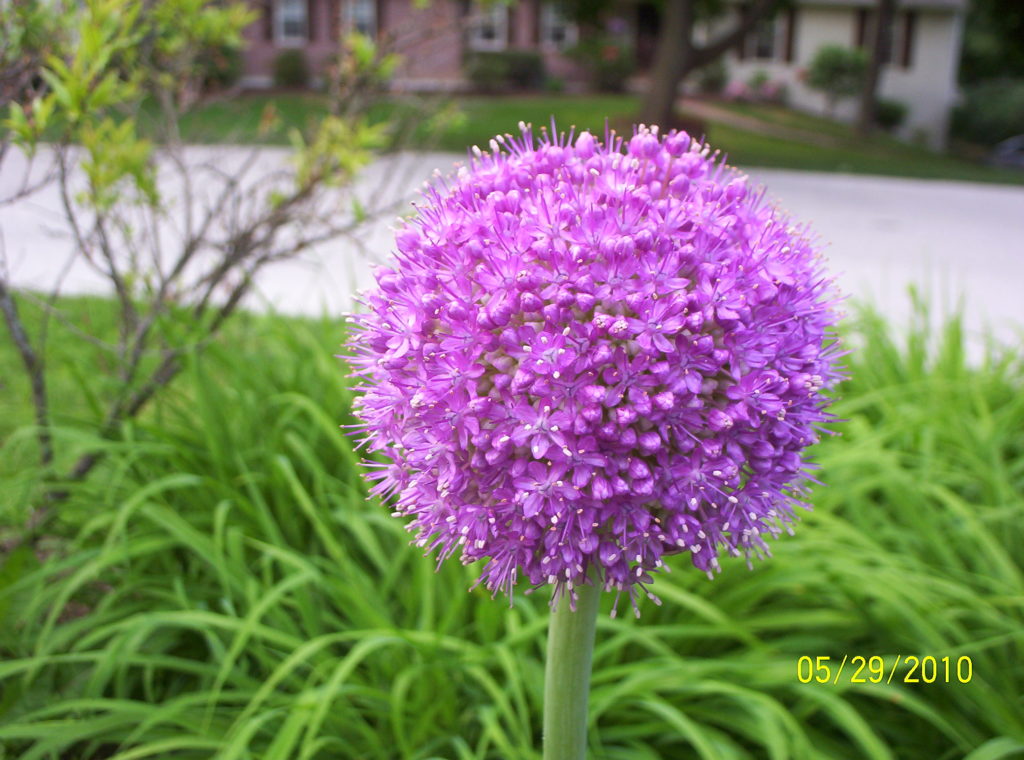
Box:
1;0;450;507
0;152;59;208
0;258;53;468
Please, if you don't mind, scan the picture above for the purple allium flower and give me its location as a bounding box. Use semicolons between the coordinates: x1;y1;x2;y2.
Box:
347;123;842;610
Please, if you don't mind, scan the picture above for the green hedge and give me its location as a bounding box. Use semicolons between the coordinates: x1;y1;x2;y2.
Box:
567;35;634;93
874;98;907;131
199;43;243;91
464;50;546;93
273;48;310;89
952;79;1024;145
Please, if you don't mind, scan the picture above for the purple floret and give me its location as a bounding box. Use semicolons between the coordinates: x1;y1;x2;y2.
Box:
346;123;843;611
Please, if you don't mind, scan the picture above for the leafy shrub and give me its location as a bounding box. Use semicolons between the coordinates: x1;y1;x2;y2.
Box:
464;50;545;93
503;50;545;89
567;34;634;93
273;48;309;89
464;51;507;94
744;69;787;104
325;32;400;104
199;43;243;91
723;72;787;105
543;76;566;94
747;69;771;92
952;78;1024;145
806;44;867;115
874;97;908;130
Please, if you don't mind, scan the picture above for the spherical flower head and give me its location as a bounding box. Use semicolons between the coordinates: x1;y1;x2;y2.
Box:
347;123;842;611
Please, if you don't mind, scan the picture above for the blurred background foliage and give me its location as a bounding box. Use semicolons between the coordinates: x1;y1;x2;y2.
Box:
952;0;1024;146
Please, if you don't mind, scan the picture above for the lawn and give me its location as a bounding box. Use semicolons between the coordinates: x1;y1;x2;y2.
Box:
163;92;1024;185
1;295;1022;758
699;101;1024;183
164;93;642;152
710;100;863;141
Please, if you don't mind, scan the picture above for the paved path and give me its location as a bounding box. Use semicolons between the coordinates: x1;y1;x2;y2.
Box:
679;98;839;147
2;147;1022;351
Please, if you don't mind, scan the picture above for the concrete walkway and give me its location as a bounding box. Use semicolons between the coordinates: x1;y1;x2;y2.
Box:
679;98;839;147
2;147;1022;351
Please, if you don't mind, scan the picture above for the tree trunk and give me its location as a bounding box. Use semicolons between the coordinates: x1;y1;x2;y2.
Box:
639;0;781;129
640;0;695;128
856;0;898;137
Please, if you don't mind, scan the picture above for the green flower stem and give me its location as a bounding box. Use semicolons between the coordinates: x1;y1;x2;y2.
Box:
542;580;601;760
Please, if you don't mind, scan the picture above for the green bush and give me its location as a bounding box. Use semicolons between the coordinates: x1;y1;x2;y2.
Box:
567;35;634;93
873;97;907;131
747;69;771;92
272;48;309;89
806;44;868;115
464;51;507;94
543;76;566;94
1;297;1022;759
464;50;545;93
952;78;1024;145
199;43;243;91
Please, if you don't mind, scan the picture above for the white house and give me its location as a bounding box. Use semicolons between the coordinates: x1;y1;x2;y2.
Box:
705;0;967;148
237;0;965;147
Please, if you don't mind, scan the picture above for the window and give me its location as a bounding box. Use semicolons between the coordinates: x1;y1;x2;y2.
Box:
276;0;308;44
344;0;376;38
742;13;789;61
856;10;916;69
539;2;577;51
738;9;795;63
467;2;508;51
746;16;779;60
